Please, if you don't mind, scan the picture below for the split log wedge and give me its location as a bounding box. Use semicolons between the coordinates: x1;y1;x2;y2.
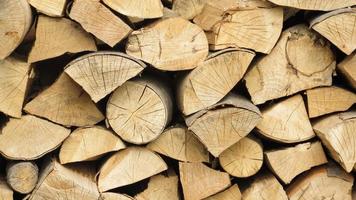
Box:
205;184;241;200
6;161;38;194
0;177;13;200
172;0;207;20
103;0;163;19
267;0;356;11
338;53;356;90
28;0;67;17
100;193;134;200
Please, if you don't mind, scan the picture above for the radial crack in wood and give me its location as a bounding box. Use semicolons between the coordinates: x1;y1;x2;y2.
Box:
338;53;356;90
267;0;356;11
28;0;67;17
204;184;241;200
100;193;134;200
6;161;38;194
103;0;163;19
0;177;13;200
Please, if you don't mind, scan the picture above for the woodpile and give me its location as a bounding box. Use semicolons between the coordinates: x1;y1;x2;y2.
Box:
0;0;356;199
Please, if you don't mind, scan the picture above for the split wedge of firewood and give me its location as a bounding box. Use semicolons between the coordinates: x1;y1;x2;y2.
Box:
287;163;354;200
256;94;315;143
265;141;327;184
311;8;356;55
187;94;261;157
205;184;241;200
28;0;67;17
59;126;126;164
267;0;356;11
28;16;96;63
126;17;208;71
338;53;356;90
219;136;263;178
0;56;32;118
306;86;356;118
172;0;207;20
103;0;163;19
107;78;173;144
98;147;167;192
24;73;104;127
65;51;146;102
147;125;209;163
6;162;38;194
179;162;231;200
69;0;132;47
100;193;134;200
0;0;32;59
0;115;70;160
313;111;356;172
0;177;13;200
245;24;335;104
29;157;100;200
177;48;255;115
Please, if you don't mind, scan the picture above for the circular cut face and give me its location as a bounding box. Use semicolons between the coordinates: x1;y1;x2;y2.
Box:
107;81;167;144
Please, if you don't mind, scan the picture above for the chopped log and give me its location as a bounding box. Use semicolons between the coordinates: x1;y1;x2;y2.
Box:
242;172;288;200
28;16;96;63
287;163;354;200
187;94;261;157
0;176;13;200
59;126;126;164
6;162;38;194
313;111;356;172
267;0;356;11
205;184;241;200
29;157;100;200
98;147;167;192
179;162;231;200
100;193;134;200
0;0;32;59
0;56;32;118
0;115;70;160
256;94;315;143
28;0;67;17
219;136;263;178
177;48;255;115
69;0;132;47
64;51;146;102
244;24;335;104
311;8;356;55
126;17;209;71
107;78;173;144
172;0;207;20
103;0;163;19
24;73;104;127
265;141;327;184
162;8;179;19
338;53;356;90
147;125;209;163
306;86;356;118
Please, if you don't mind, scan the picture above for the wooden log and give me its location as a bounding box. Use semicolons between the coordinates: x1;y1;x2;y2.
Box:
64;51;146;102
244;24;335;104
0;0;32;59
98;147;167;192
0;176;13;200
313;111;356;172
0;56;32;118
24;73;104;127
256;94;315;143
338;53;356;90
107;77;173;144
177;48;255;115
29;157;100;200
28;16;96;63
100;193;134;200
205;184;241;200
147;125;209;163
187;94;261;157
59;126;126;164
6;161;38;194
28;0;67;17
126;17;208;71
306;86;356;118
0;115;70;160
179;162;231;200
172;0;207;20
267;0;356;11
69;0;132;47
265;141;327;184
311;8;356;55
103;0;163;19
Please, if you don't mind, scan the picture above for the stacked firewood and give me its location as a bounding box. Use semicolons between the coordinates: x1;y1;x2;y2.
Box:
0;0;355;199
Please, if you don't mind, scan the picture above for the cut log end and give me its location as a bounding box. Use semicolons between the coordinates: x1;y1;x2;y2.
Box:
103;0;164;19
28;0;67;17
6;162;38;194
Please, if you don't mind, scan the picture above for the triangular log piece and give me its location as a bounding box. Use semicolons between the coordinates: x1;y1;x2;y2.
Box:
219;136;263;178
28;0;66;17
126;17;208;71
0;0;32;59
179;162;231;200
205;184;241;200
177;48;255;115
98;147;167;192
28;16;97;63
267;0;356;11
59;126;126;164
244;24;335;104
24;73;104;127
265;141;327;184
172;0;207;20
188;94;261;157
6;161;38;194
0;115;70;160
256;94;315;143
0;176;13;200
147;125;209;163
69;0;132;47
107;77;173;144
338;53;356;90
0;56;32;118
313;111;356;172
306;86;356;118
64;51;146;102
103;0;163;19
100;193;134;200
